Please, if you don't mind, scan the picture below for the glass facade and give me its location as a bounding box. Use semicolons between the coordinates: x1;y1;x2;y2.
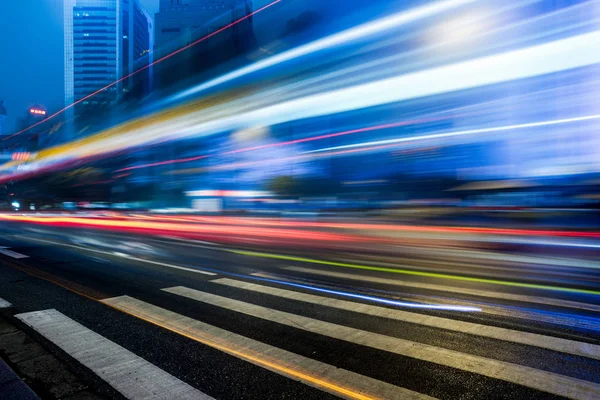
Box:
64;0;151;139
154;0;249;51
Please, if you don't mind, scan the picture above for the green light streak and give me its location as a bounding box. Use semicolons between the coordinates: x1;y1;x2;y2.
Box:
230;250;600;296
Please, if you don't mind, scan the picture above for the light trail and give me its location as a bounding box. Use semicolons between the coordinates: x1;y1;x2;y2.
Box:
114;116;450;173
230;250;600;297
168;0;477;102
3;0;282;141
0;214;379;244
4;212;600;239
163;113;599;175
225;29;600;133
118;214;600;239
233;275;482;312
114;155;208;172
3;28;600;182
304;114;600;153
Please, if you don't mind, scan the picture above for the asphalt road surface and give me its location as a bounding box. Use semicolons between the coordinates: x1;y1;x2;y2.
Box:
0;217;599;400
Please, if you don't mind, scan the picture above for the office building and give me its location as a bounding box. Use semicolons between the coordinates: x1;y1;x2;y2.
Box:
154;0;253;52
64;0;153;130
152;0;255;91
2;105;48;152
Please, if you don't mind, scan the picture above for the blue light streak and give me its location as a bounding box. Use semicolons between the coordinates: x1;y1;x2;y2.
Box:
199;267;482;312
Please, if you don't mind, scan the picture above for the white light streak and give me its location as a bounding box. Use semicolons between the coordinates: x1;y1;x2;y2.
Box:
303;114;600;154
4;28;600;179
169;0;477;101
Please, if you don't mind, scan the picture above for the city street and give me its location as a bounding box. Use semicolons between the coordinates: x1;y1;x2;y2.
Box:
0;215;599;399
3;0;600;399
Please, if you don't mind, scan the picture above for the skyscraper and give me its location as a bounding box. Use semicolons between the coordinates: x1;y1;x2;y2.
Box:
154;0;253;52
151;0;255;91
63;0;152;134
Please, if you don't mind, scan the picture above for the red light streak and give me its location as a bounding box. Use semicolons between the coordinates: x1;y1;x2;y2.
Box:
1;214;599;254
115;155;208;172
222;117;448;155
104;214;600;239
0;214;375;244
4;0;282;141
114;116;450;173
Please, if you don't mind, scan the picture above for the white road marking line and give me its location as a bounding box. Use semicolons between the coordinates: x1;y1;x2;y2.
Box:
101;296;424;400
0;249;29;259
280;266;600;313
165;285;600;400
13;236;217;276
16;309;210;400
0;297;12;309
212;278;600;360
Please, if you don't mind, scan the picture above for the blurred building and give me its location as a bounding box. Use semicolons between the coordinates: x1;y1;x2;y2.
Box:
154;0;253;50
152;0;255;93
63;0;153;139
3;105;48;152
0;101;6;136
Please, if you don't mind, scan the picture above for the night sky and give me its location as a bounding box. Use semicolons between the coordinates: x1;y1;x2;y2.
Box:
0;0;158;134
0;1;64;133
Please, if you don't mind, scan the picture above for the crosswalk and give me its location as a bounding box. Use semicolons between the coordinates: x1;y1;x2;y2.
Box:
0;297;11;309
101;295;420;400
17;309;212;400
8;269;600;400
210;278;600;360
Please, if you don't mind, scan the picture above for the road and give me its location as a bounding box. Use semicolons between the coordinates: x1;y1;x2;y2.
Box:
0;215;599;399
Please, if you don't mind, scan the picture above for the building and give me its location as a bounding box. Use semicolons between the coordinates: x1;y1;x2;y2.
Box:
154;0;253;52
2;105;48;152
63;0;153;137
152;0;255;92
0;101;6;136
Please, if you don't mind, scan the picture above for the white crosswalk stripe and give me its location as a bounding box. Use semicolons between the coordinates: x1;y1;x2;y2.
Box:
255;270;600;332
211;278;600;360
102;295;426;400
0;249;29;259
163;284;600;400
0;297;12;309
16;309;212;400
